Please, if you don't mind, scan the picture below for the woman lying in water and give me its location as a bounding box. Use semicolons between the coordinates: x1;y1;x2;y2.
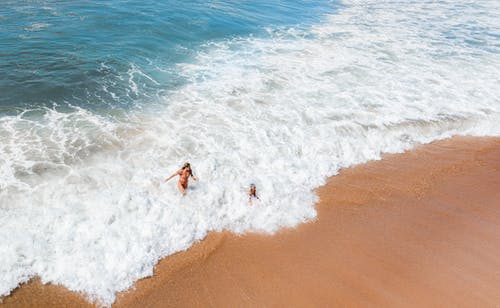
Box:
164;162;197;195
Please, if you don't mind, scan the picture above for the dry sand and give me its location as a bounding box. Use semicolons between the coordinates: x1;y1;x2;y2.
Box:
3;136;500;307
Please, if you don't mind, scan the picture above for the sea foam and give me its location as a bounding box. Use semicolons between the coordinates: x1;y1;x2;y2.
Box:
1;0;499;305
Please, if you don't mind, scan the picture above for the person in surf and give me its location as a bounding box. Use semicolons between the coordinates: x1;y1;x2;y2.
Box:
248;183;260;205
165;162;197;195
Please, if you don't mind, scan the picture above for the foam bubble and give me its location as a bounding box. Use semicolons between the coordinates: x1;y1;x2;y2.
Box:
1;0;499;305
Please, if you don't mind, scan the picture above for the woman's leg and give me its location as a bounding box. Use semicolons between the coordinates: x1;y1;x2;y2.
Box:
178;181;187;195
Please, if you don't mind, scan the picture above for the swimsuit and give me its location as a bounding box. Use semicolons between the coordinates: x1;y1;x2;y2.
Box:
249;192;258;201
178;169;191;188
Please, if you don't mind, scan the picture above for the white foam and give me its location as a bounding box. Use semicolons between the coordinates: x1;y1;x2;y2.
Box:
24;23;51;31
1;0;500;305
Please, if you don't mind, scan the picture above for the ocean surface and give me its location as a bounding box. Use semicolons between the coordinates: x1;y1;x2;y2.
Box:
1;0;499;305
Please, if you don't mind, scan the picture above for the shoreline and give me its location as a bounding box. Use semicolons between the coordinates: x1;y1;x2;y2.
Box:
3;136;500;307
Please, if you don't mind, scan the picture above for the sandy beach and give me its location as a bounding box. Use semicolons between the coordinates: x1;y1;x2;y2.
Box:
3;136;500;307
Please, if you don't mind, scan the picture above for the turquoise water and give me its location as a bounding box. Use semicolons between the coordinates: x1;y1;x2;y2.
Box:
0;0;336;112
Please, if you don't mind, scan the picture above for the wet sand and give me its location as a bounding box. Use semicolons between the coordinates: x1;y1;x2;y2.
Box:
3;136;500;307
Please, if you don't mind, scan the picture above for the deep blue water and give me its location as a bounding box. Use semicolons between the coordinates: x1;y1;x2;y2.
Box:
0;0;336;113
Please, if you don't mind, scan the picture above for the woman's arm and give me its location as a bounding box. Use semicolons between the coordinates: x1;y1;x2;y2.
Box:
189;169;197;181
164;171;179;183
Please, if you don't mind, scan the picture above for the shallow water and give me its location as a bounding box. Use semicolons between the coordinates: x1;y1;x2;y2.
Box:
1;0;499;305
